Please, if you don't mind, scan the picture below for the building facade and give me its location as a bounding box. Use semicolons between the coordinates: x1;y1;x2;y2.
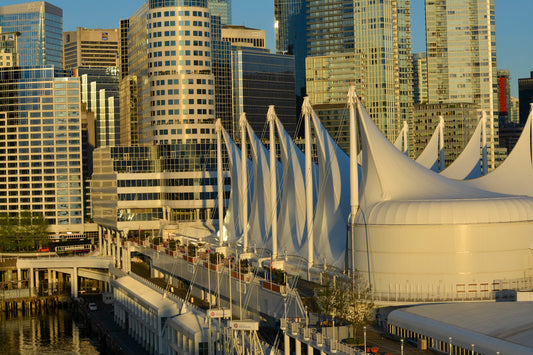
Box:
0;30;19;67
274;0;306;100
0;1;62;68
425;0;499;168
0;66;84;236
93;0;227;236
63;27;120;70
413;52;428;104
305;0;413;143
221;25;265;49
232;47;296;137
411;103;479;167
518;71;533;125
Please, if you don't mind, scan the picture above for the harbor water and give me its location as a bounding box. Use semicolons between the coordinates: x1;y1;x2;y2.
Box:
0;308;102;355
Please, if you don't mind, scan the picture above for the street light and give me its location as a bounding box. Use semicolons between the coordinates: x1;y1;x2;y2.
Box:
364;326;367;354
401;339;404;355
449;336;452;355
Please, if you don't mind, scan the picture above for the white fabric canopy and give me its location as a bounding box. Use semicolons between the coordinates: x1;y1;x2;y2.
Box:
464;111;533;196
308;103;350;269
275;116;317;258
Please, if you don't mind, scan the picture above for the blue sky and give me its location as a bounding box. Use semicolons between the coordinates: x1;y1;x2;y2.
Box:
3;0;531;96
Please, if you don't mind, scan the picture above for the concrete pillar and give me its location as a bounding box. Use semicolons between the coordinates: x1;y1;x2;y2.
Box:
48;269;52;295
71;267;78;298
35;270;40;295
17;268;21;289
284;332;290;355
116;230;122;268
189;337;194;355
98;226;103;255
29;267;34;297
308;343;314;355
295;338;301;355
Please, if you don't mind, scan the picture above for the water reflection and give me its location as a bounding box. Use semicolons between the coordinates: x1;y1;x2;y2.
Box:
0;308;100;354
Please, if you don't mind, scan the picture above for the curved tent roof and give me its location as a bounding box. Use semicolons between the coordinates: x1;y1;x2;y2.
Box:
464;110;533;196
221;127;251;245
275;115;317;258
355;96;533;226
305;99;350;269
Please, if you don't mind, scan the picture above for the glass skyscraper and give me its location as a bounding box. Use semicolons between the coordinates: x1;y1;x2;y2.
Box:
425;0;500;169
0;66;84;236
274;0;307;99
305;0;413;142
0;1;62;68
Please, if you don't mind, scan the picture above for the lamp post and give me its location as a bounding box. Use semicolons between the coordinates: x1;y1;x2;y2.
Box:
401;339;404;355
471;344;475;354
449;337;452;355
364;326;367;354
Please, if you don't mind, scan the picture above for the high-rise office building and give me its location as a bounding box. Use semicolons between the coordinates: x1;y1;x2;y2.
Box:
305;0;413;142
518;72;533;125
75;67;120;148
92;0;224;236
0;66;84;237
411;103;478;166
232;47;296;137
221;25;265;49
63;28;120;70
413;52;428;104
274;0;307;99
424;0;500;169
0;1;62;68
0;29;19;67
208;0;231;26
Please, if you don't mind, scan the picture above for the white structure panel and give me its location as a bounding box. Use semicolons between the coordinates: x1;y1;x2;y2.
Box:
355;222;533;295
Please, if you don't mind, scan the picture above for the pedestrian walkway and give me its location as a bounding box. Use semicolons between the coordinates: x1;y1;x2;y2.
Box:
364;325;430;355
85;296;149;355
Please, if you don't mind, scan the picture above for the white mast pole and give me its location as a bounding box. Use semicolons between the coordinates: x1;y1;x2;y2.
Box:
482;112;488;175
403;121;408;154
239;113;249;252
216;119;224;247
302;97;314;273
486;0;495;170
348;86;359;274
267;106;278;260
439;116;445;171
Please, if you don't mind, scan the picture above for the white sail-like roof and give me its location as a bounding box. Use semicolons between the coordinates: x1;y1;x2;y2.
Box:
355;97;533;226
415;122;441;171
275;116;317;258
440;117;483;180
393;121;408;154
221;128;243;244
464;111;533;196
246;123;273;249
308;103;350;269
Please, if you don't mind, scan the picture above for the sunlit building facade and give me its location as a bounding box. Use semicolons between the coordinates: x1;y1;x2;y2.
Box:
305;0;413;143
63;27;120;70
0;66;84;236
0;30;19;68
0;1;62;68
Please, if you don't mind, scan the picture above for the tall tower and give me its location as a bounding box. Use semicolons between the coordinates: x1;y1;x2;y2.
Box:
125;1;216;146
305;0;412;143
425;0;499;168
0;1;62;68
0;67;84;236
63;28;120;70
274;0;307;99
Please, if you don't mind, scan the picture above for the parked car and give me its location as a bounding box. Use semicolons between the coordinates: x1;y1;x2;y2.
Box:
88;302;98;311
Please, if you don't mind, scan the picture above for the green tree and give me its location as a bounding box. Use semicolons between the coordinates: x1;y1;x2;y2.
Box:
314;271;374;340
0;213;18;251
